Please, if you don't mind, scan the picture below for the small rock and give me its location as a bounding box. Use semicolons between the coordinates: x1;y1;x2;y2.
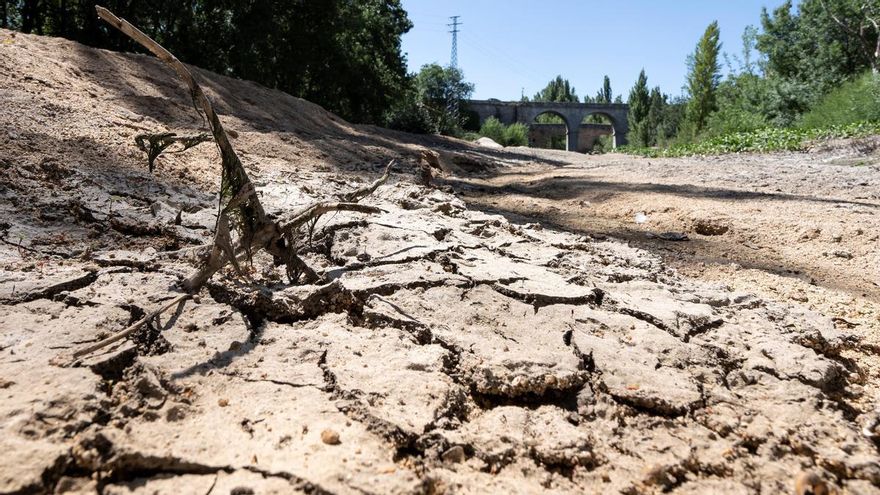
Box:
441;445;466;464
218;398;229;407
653;231;689;242
321;429;341;445
794;471;833;495
832;250;853;260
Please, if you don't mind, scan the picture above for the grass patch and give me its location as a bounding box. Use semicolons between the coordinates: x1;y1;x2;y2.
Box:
621;121;880;157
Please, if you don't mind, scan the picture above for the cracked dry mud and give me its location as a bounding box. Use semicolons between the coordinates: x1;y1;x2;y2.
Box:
1;30;879;494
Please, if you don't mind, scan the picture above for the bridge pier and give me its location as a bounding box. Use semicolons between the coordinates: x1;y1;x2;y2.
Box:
565;119;579;152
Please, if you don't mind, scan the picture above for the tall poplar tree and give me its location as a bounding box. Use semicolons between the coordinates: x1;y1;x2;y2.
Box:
597;76;613;104
684;21;722;137
627;70;651;147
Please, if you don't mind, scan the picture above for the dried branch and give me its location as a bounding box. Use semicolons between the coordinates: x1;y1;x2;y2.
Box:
69;294;190;360
343;160;395;202
135;132;212;172
96;6;392;293
96;6;269;288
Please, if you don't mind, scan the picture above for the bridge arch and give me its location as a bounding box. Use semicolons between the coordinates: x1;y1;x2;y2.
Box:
465;100;630;152
581;111;622;150
529;110;576;151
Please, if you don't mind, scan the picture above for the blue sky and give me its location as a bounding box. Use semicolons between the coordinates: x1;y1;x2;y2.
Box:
401;0;791;100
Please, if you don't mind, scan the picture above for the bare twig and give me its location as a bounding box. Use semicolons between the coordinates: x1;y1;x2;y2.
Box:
0;235;68;257
343;160;395;202
71;294;190;359
182;202;385;290
135;132;212;172
281;202;384;234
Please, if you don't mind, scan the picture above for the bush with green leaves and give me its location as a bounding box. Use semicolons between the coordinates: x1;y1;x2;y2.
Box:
476;118;530;147
590;135;614;153
479;117;507;145
800;72;880;129
384;97;436;134
622;121;880;157
503;123;529;147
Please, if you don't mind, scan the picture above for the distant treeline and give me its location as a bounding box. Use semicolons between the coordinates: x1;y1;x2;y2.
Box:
0;0;413;125
624;0;880;150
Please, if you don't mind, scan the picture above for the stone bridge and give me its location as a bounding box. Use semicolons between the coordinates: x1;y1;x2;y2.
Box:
466;100;629;151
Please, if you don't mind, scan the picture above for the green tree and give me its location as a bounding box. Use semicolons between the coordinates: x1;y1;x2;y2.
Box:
818;0;880;74
627;69;651;147
756;0;878;124
642;87;666;146
533;75;579;102
683;21;722;138
2;0;413;125
703;73;772;137
413;63;475;135
597;75;613;104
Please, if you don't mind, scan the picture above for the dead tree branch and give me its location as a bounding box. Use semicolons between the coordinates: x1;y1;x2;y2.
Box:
135;132;212;172
69;293;190;360
343;160;395;202
95;6;392;292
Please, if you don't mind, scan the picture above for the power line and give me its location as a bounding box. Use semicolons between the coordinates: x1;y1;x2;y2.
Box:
448;15;461;68
459;34;546;90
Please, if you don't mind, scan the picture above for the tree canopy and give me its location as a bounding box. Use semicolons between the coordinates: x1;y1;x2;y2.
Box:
531;76;579;103
0;0;413;125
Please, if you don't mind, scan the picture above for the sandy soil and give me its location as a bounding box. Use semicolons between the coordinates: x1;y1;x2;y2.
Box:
1;29;879;494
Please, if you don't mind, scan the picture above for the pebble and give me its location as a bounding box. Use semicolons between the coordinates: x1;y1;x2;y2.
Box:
441;445;465;464
321;429;341;445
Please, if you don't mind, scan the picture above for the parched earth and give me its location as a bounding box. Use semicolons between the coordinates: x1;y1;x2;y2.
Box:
1;30;879;494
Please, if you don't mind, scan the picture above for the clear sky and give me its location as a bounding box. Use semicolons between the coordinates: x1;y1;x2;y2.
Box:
401;0;791;101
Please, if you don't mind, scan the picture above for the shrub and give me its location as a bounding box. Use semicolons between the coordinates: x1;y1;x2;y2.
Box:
800;72;880;129
384;98;436;134
703;107;768;138
591;135;614;153
502;123;529;147
479;117;506;145
621;121;880;157
476;119;530;147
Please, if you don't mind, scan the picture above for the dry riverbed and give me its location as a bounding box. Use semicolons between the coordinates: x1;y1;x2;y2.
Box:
1;29;879;494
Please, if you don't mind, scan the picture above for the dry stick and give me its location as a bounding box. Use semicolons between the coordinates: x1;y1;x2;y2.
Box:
97;6;392;292
96;6;268;293
135;132;212;172
71;294;190;359
281;203;383;234
343;160;395;202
